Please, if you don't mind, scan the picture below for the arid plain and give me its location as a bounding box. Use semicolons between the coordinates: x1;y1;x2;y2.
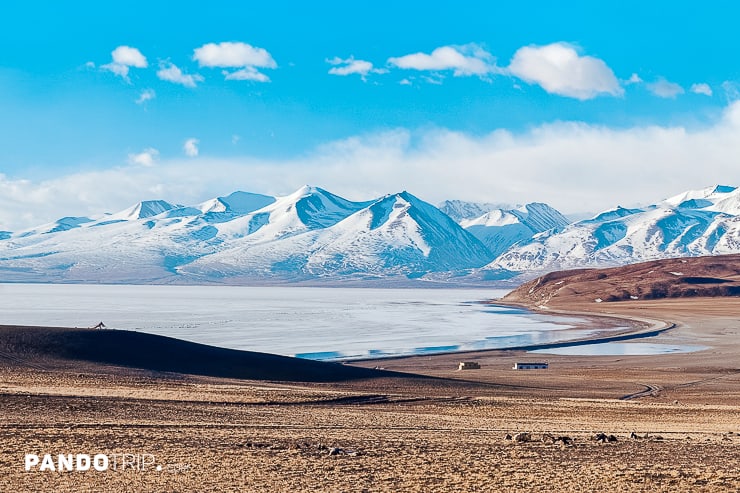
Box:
1;280;739;492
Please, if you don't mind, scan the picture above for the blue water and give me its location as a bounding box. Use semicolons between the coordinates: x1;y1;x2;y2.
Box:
530;342;707;356
0;284;649;361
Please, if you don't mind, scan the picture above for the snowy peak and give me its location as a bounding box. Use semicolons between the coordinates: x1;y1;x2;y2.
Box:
458;202;570;258
15;216;95;236
438;199;518;222
663;184;738;209
198;191;275;215
509;203;570;232
490;184;740;272
294;190;494;276
110;200;178;221
584;206;644;223
284;186;370;229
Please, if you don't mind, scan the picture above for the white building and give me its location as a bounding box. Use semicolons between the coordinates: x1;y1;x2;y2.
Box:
512;362;548;370
458;361;481;370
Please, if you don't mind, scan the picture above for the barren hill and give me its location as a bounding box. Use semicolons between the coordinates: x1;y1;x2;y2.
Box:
0;325;399;383
503;254;740;307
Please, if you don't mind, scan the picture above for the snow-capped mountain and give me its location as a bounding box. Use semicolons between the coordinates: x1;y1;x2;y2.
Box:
2;184;738;284
181;191;493;281
0;186;496;283
437;200;516;222
490;185;740;272
460;203;570;257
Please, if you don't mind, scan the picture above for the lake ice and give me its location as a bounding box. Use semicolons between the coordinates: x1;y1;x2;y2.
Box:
0;284;631;360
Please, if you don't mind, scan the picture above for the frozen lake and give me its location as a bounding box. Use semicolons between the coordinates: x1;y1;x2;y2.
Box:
0;284;628;360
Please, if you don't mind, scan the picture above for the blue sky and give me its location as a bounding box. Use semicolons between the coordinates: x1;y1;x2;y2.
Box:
1;1;740;229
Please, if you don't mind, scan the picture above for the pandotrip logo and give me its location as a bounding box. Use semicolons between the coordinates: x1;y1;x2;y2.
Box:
24;453;190;473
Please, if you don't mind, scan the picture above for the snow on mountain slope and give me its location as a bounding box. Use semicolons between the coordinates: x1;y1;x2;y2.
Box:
4;184;735;284
196;191;275;215
107;200;179;221
14;216;95;237
460;203;570;257
2;186;491;283
180;191;493;280
490;185;740;272
211;186;371;243
438;199;517;222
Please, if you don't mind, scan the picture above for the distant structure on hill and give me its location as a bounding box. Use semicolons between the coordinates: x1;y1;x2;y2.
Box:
512;362;548;370
458;361;481;370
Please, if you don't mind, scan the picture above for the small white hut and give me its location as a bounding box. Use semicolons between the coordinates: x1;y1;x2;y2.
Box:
458;361;481;370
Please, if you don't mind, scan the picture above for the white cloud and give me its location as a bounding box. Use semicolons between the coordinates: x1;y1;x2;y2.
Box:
4;103;740;231
399;78;412;86
157;62;204;88
388;44;498;78
690;83;712;96
625;73;642;85
183;138;199;157
508;43;623;100
101;46;148;81
136;89;156;105
647;78;685;98
326;56;386;80
193;41;276;82
223;67;270;82
127;148;159;167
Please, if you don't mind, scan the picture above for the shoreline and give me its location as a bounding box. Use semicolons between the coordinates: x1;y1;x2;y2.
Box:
346;299;675;364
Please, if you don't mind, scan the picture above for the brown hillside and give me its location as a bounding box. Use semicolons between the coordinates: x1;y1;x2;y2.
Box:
503;254;740;307
0;325;404;383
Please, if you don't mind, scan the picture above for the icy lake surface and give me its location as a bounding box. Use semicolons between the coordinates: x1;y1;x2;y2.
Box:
0;284;634;360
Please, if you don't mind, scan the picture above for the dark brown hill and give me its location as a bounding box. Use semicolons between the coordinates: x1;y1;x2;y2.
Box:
503;254;740;307
0;325;399;382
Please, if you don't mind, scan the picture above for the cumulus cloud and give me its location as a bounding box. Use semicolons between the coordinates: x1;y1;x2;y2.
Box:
647;78;685;98
157;62;204;88
690;83;713;96
136;89;156;105
193;41;276;82
127;148;159;167
388;44;498;78
327;56;386;81
223;66;270;82
101;46;148;81
4;103;740;231
508;43;623;100
183;138;199;157
625;73;642;85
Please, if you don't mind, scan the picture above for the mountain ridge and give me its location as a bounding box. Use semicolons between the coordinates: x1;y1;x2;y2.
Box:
1;184;738;285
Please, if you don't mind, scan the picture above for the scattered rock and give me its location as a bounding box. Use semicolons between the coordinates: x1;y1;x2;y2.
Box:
555;436;573;445
594;433;618;443
327;447;359;457
513;432;532;443
540;433;572;445
504;434;513;441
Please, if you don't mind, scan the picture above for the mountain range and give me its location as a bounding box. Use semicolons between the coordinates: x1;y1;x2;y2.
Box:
0;184;738;284
489;185;740;272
